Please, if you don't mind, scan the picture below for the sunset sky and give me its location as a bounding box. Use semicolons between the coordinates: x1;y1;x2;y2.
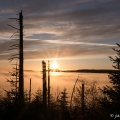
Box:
0;0;120;89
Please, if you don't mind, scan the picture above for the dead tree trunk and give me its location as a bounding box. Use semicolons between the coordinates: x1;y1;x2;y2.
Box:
48;60;50;109
42;60;47;108
7;11;24;104
19;11;24;104
81;83;85;120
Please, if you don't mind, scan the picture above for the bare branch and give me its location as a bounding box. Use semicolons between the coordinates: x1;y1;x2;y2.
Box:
11;64;19;67
11;39;19;41
7;24;19;30
9;59;13;63
11;54;19;57
9;18;19;20
112;48;119;52
12;67;19;70
109;56;115;61
8;48;18;50
8;57;19;63
10;31;19;38
14;34;19;37
10;44;19;47
116;43;120;47
6;77;13;81
8;57;19;60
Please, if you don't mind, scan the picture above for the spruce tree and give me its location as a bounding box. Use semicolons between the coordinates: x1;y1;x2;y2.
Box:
58;88;70;120
100;43;120;114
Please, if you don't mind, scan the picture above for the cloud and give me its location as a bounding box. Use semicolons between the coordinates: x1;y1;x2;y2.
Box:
12;45;116;60
0;36;117;61
24;70;42;79
62;24;120;40
0;72;9;76
1;1;120;41
0;39;48;54
24;69;39;73
23;44;115;60
0;0;119;61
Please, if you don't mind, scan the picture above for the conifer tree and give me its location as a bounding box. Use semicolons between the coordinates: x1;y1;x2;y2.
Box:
59;88;69;110
71;81;101;120
33;88;43;104
99;43;120;114
58;88;70;120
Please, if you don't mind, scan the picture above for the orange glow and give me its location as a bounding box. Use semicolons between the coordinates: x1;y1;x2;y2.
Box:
52;61;58;69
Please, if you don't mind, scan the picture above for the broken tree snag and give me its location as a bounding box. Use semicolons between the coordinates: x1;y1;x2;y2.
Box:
19;11;24;104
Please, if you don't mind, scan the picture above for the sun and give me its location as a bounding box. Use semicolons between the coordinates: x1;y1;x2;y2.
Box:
52;61;58;69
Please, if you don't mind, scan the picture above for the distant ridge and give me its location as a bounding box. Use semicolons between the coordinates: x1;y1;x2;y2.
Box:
39;69;118;73
61;69;118;73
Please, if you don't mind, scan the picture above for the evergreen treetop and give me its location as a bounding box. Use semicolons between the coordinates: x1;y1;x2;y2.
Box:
100;43;120;114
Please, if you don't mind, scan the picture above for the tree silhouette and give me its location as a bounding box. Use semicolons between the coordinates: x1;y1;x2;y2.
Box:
5;61;19;103
99;43;120;115
7;11;24;105
0;11;25;120
71;81;102;120
33;88;43;104
58;88;70;120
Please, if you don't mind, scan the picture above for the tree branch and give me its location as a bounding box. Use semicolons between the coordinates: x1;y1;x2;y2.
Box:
7;24;19;30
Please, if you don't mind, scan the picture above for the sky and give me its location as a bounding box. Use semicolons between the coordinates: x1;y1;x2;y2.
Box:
0;0;120;87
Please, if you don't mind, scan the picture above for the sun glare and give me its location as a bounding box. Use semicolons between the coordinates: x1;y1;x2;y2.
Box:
52;62;58;69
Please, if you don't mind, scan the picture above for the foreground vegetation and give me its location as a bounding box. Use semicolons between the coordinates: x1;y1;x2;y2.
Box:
0;84;107;120
0;43;120;120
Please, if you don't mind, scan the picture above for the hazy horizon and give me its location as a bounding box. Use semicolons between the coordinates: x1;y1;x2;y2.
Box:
0;0;120;90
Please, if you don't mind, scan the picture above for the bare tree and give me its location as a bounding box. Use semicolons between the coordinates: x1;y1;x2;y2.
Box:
7;11;24;104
